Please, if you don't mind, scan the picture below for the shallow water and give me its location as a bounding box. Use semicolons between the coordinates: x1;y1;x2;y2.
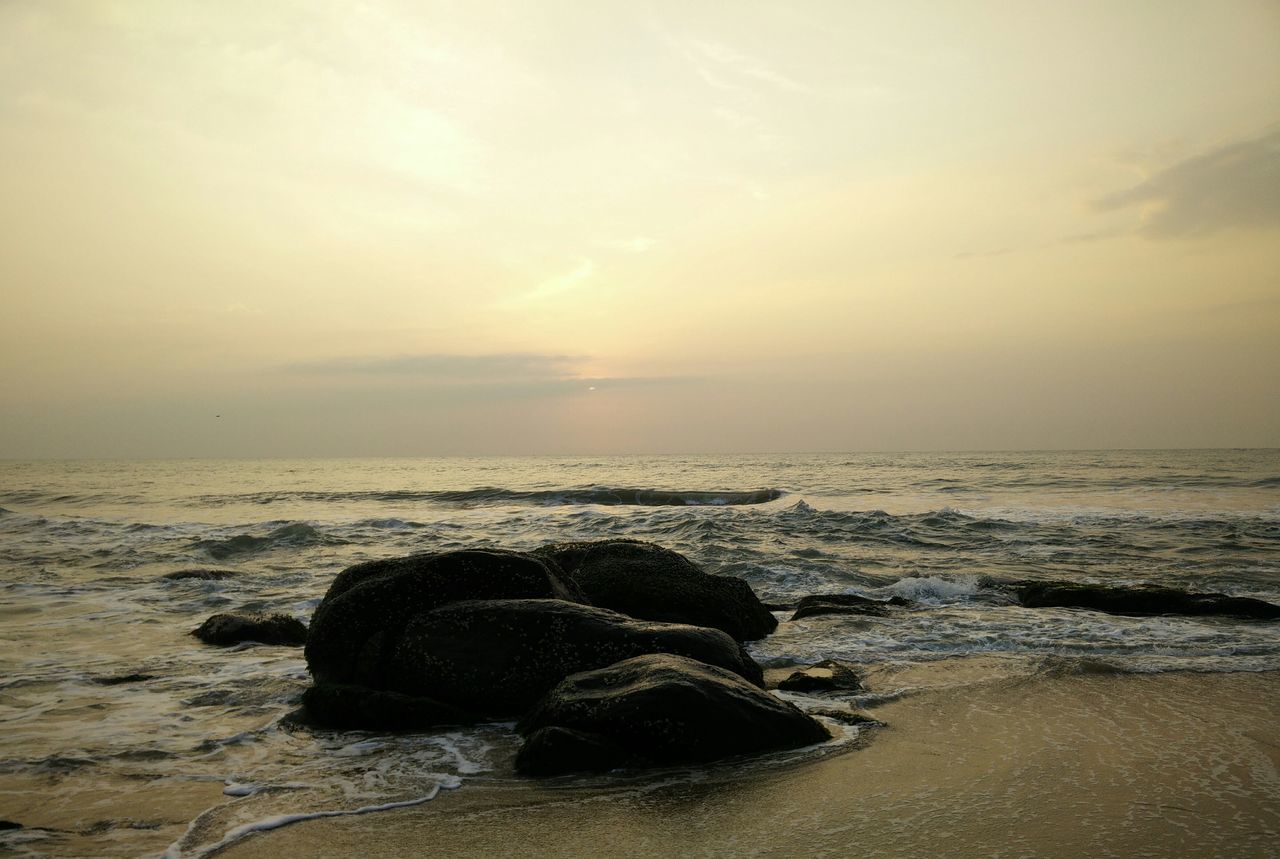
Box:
1;450;1277;856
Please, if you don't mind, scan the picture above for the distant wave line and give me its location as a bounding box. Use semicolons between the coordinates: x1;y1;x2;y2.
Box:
191;487;789;508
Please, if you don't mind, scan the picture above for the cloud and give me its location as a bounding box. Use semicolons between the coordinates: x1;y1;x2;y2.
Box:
287;352;581;380
500;257;596;306
1094;127;1280;238
603;236;656;253
954;248;1011;260
678;37;811;94
283;352;702;403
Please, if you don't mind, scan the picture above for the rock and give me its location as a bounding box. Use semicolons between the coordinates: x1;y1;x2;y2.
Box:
92;673;155;686
516;654;830;775
305;549;584;687
515;727;634;777
534;539;777;640
162;569;238;581
301;683;474;731
192;613;307;646
790;593;912;620
0;820;21;830
386;599;764;717
777;659;863;693
1013;581;1280;620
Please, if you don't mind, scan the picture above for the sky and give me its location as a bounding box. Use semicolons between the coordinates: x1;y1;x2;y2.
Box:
2;0;1278;457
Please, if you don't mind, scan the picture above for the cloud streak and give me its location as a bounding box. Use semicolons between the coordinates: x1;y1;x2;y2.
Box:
283;352;702;404
1094;127;1280;238
287;352;581;380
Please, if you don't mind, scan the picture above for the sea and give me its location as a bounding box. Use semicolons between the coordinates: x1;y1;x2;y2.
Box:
1;450;1278;857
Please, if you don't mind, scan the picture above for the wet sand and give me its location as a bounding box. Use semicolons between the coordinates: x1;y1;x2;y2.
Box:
214;667;1280;859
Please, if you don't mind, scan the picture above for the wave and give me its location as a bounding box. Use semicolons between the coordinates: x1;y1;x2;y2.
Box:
1030;656;1130;677
908;473;1280;492
882;576;984;604
199;487;787;508
191;522;342;560
0;489;144;507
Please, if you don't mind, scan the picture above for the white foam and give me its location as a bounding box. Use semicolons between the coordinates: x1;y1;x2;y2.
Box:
883;576;980;603
333;740;386;757
425;732;494;775
165;776;462;858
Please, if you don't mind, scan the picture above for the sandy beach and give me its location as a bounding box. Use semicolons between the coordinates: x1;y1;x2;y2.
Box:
208;664;1280;859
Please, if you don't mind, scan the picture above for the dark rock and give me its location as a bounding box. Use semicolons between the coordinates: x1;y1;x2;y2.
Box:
534;539;777;640
192;612;307;646
777;659;864;693
0;820;21;830
92;673;155;686
515;727;636;777
301;683;475;731
791;593;912;620
162;569;238;581
1013;581;1280;620
305;549;584;687
516;654;830;775
387;599;764;717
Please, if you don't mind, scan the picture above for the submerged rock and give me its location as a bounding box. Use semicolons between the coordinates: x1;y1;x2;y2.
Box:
162;569;238;581
192;612;307;646
534;539;777;640
777;659;864;693
790;593;912;620
305;549;583;687
92;673;155;686
516;654;830;776
387;599;764;717
1013;581;1280;620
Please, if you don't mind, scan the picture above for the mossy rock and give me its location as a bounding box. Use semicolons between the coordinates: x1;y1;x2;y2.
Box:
387;599;764;717
534;539;777;641
1013;581;1280;619
192;612;307;646
516;654;830;775
790;593;912;621
301;683;475;731
305;549;584;687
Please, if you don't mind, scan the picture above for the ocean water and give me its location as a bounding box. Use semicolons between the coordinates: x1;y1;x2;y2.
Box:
1;450;1278;856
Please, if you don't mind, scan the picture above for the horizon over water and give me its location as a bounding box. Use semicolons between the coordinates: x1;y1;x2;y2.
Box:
1;449;1278;856
6;444;1276;461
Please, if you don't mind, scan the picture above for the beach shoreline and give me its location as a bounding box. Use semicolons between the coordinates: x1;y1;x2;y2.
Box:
208;665;1280;859
3;453;1277;858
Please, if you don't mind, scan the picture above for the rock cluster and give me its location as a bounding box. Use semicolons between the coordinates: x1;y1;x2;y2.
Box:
192;537;1280;778
299;540;830;774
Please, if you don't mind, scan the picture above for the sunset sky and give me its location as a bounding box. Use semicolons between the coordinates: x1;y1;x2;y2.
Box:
2;1;1278;457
